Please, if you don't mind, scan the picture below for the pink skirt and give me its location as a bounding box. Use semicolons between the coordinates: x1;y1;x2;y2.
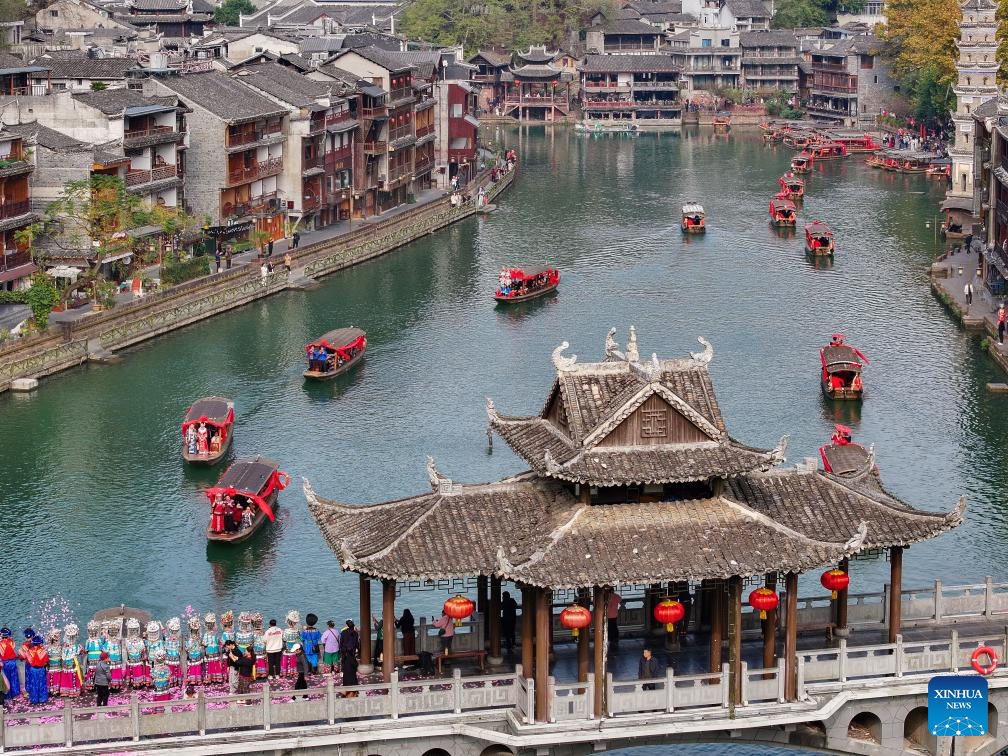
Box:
152;691;171;702
256;657;267;675
281;653;295;674
47;669;60;691
127;661;146;683
205;658;223;680
110;666;124;685
168;662;181;681
186;662;203;682
59;669;80;695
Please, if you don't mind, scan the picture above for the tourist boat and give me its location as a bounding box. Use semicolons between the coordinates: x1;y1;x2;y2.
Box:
867;150;939;174
303;327;366;380
831;133;881;154
778;172;805;200
181;396;234;464
681;203;705;234
804;221;835;256
820;334;869;400
575;122;639;135
206;456;289;544
769;197;797;228
808;141;847;160
927;161;951;180
495;267;560;303
790;152;813;173
819;425;874;476
712;112;731;129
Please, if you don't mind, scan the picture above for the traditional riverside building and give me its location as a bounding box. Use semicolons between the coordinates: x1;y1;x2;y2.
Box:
579;54;682;126
0;129;36;290
739;30;800;94
947;0;999;210
501;47;572;122
307;328;964;723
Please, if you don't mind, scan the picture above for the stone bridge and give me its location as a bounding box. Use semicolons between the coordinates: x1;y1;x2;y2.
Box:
7;578;1008;756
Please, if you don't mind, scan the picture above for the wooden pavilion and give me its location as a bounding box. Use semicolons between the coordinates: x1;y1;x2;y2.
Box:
306;327;964;722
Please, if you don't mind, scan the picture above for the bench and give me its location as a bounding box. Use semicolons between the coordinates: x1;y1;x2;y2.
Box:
394;654;420;667
436;650;487;674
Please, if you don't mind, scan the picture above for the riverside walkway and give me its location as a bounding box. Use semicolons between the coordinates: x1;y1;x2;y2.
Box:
6;577;1008;756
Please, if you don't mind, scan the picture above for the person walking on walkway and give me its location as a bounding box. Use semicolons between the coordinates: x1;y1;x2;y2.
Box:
263;619;283;680
284;252;292;274
965;281;974;306
291;643;309;698
999;303;1007;344
320;621;340;674
214;250;221;273
431;611;454;656
638;647;660;691
92;651;112;706
396;609;415;657
501;592;518;652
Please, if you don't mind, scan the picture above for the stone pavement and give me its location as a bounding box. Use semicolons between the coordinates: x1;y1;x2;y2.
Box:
931;245;1008;365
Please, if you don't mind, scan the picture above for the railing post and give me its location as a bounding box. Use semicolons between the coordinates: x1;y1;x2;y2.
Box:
935;579;943;622
895;634;904;678
327;677;335;725
390;669;399;720
262;681;270;731
586;673;595;720
951;630;959;673
130;694;140;742
453;668;462;714
740;662;749;706
547;675;556;723
606;672;614;717
776;658;786;703
797;657;805;700
1;697;6;753
63;698;72;747
665;667;675;713
526;677;535;724
721;663;730;709
838;639;847;683
985;577;994;617
197;692;206;736
882;583;890;627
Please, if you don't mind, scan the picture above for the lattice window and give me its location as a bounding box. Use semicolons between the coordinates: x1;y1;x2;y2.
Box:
640;408;668;438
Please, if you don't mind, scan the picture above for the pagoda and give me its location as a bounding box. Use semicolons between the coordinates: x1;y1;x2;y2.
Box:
946;0;999;225
307;327;964;722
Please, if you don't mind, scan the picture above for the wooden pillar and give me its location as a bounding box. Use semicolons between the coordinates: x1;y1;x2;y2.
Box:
784;572;799;702
728;576;742;705
382;579;395;683
520;584;534;677
534;587;550;722
888;547;903;644
577;588;590;683
477;575;489;614
592;586;605;718
836;558;849;632
359;574;372;674
489;576;502;662
763;572;778;673
708;583;722;673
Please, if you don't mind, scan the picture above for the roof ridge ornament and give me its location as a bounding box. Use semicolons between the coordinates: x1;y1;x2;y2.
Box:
605;327;619;357
543;449;562;474
552;341;578;371
844;520;869;552
625;325;639;363
690;336;714;365
769;435;789;464
485;397;498;422
628;352;662;382
948;495;967;525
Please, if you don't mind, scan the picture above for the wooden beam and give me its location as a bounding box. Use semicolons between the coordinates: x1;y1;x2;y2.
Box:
888;547;903;644
784;572;798;702
708;583;722;674
728;575;742;705
359;574;372;673
836;557;849;632
534;587;550;722
520;584;534;677
382;579;395;683
592;586;605;718
763;572;778;674
489;576;502;661
577;588;590;683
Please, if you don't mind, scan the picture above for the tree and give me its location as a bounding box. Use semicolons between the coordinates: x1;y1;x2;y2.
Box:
214;0;255;26
996;0;1008;86
771;0;829;27
90;81;107;92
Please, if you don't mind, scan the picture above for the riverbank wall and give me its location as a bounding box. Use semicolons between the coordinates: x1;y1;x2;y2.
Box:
0;168;515;393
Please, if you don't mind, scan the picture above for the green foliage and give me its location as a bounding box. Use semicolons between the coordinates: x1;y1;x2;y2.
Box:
0;289;26;305
765;90;804;119
981;336;990;350
907;63;953;122
230;240;254;253
771;0;861;25
90;81;107;92
24;273;59;330
880;0;959;118
161;255;209;286
214;0;255;25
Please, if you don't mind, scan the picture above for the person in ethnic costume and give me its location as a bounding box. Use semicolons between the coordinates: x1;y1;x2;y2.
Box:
59;624;82;696
251;613;267;679
24;635;49;705
124;618;147;687
185;616;204;685
235;612;254;652
202;613;223;683
144;621;164;684
281;611;300;677
19;627;34;661
164;618;182;684
83;621;103;687
44;629;61;695
103;621;125;689
0;628;20;700
220;610;235;645
149;649;171;702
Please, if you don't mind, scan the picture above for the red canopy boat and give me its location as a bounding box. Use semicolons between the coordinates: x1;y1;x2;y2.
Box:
820;334;869;400
304;327;366;380
495;267;560;303
769;197;797;227
808;141;847;160
778;172;805;200
791;152;813;173
181;396;234;464
206;456;289;544
804;221;835;256
819;425;874;476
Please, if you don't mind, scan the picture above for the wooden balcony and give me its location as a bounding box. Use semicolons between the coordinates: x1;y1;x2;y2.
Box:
123;125;175;145
227;157;283;186
0;248;31;269
362;141;387;155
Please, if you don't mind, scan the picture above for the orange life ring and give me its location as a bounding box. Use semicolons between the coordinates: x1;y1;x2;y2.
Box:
276;471;291;490
971;645;998;675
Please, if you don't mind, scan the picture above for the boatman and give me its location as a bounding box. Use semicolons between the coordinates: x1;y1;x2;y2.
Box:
0;628;20;700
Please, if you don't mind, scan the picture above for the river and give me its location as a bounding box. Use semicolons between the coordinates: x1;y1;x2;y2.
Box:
2;125;1003;661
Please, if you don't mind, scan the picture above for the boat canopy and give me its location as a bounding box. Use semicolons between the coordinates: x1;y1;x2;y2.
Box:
182;397;233;431
682;203;705;216
306;328;366;357
772;198;797;211
805;221;833;237
204;457;287;521
821;344;867;373
780;174;804;186
507;267;555;281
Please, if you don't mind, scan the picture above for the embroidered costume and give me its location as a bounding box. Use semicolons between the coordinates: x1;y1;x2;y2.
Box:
0;628;20;700
58;624;82;696
124;618;147;686
281;610;300;676
202;613;223;683
185;616;203;684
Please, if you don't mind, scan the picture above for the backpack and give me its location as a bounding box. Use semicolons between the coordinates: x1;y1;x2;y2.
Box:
419;651;435;676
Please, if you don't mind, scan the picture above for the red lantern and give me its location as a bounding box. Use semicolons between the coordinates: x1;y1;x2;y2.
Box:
748;587;779;620
653;599;685;632
559;604;591;638
821;568;850;600
443;595;475;627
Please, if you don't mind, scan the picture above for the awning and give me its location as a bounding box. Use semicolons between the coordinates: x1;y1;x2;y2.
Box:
47;265;82;279
0;261;36;284
360;84;385;98
940;196;975;212
125;104;175;117
126;224;163;239
463;114;480;129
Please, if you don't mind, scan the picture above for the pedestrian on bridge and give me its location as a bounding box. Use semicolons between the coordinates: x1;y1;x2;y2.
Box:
638;648;660;691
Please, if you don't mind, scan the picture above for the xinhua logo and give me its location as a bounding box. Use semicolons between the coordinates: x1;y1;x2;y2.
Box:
928;676;989;737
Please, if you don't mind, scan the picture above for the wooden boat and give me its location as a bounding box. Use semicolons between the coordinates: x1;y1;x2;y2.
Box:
820;334;869;400
790;152;813;173
681;202;705;234
495;267;560;303
831;132;881;154
804;221;835;255
769;197;797;228
303;327;366;380
182;397;234;464
867;149;939;174
778;172;805;200
206;456;289;544
808;141;847;160
927;162;951;180
819;425;874;476
712;111;731;129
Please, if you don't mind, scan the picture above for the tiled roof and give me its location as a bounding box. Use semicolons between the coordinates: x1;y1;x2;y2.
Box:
515;45;557;63
580;53;680;73
334;45;414;72
151;70;287;122
468;49;510;67
129;0;186;10
5;121;89;151
725;0;771;17
739;30;798;48
32;55;138;80
602;19;662;35
73;88;176;115
233;62;330;107
279;52;314;71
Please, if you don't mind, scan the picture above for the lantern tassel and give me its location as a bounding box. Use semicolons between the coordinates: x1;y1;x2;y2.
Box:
831;590;838;600
572;627;579;638
666;622;674;633
759;610;767;620
454;618;462;628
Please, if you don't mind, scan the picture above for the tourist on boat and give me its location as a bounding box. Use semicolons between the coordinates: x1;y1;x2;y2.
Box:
264;618;283;680
0;628;19;701
999;304;1007;344
196;422;209;456
396;609;415;658
432;611;455;655
210;495;226;534
302;613;321;673
185;424;197;456
24;635;48;705
320;620;340;673
501;592;518;652
92;651;112;707
240;504;253;531
282;611;300;676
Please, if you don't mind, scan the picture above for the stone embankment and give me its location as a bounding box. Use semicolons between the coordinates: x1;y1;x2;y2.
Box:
0;168;515;392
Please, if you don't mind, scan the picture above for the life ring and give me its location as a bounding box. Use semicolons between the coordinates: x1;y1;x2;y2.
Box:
276;471;291;490
971;645;998;675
